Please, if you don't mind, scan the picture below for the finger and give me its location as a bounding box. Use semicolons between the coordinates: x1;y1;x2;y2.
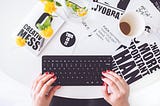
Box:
35;74;54;93
106;71;130;94
31;73;43;98
102;71;124;91
107;71;127;86
101;77;119;94
102;83;111;103
48;85;61;100
40;76;57;97
32;73;47;91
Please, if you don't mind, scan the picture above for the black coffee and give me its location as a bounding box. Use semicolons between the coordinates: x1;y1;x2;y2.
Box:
120;22;131;35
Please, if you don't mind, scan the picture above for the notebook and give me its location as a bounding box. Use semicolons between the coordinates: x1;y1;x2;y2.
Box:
12;2;65;56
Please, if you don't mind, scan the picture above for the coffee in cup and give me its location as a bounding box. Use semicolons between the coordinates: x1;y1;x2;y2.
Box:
119;12;145;38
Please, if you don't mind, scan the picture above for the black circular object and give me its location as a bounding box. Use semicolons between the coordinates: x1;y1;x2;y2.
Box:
60;31;76;47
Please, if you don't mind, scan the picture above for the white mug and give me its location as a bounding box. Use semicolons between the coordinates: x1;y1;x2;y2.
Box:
118;11;145;38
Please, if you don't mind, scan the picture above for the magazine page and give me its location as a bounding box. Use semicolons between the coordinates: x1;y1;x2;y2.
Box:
112;0;160;88
13;2;65;55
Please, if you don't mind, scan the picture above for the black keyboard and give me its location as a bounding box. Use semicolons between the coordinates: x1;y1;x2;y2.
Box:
42;55;113;86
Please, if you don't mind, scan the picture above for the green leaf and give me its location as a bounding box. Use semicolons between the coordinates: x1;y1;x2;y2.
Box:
65;0;70;6
72;4;78;12
56;1;62;6
37;24;44;30
43;16;52;28
83;7;86;9
65;0;69;3
37;16;52;31
48;0;54;2
66;2;69;6
42;26;46;30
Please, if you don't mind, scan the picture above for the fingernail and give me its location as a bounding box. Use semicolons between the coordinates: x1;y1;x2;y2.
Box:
50;72;54;75
101;76;105;79
102;71;106;74
45;72;49;75
102;82;105;86
52;76;56;79
106;70;110;73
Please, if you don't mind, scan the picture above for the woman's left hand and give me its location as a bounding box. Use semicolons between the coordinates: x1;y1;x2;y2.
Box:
31;72;61;106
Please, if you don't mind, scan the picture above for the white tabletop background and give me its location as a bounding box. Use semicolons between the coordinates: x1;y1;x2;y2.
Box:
0;0;160;106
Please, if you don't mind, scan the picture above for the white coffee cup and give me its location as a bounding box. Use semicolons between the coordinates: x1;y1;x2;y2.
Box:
119;11;145;38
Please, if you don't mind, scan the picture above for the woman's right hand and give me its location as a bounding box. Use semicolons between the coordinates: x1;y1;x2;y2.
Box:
31;72;61;106
101;70;130;106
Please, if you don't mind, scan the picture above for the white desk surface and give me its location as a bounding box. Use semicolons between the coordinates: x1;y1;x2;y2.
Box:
0;0;160;106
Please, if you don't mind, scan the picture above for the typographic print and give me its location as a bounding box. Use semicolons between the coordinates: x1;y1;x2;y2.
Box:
117;0;130;10
91;0;131;19
150;0;160;12
113;38;160;84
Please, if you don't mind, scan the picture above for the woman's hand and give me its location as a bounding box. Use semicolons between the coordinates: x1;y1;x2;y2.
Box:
31;72;61;106
101;70;130;106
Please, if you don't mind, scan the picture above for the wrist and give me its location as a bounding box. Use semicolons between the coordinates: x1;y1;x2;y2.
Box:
113;102;130;106
122;102;129;106
123;102;130;106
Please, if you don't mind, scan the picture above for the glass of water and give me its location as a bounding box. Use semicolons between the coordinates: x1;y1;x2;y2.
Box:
63;0;90;22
